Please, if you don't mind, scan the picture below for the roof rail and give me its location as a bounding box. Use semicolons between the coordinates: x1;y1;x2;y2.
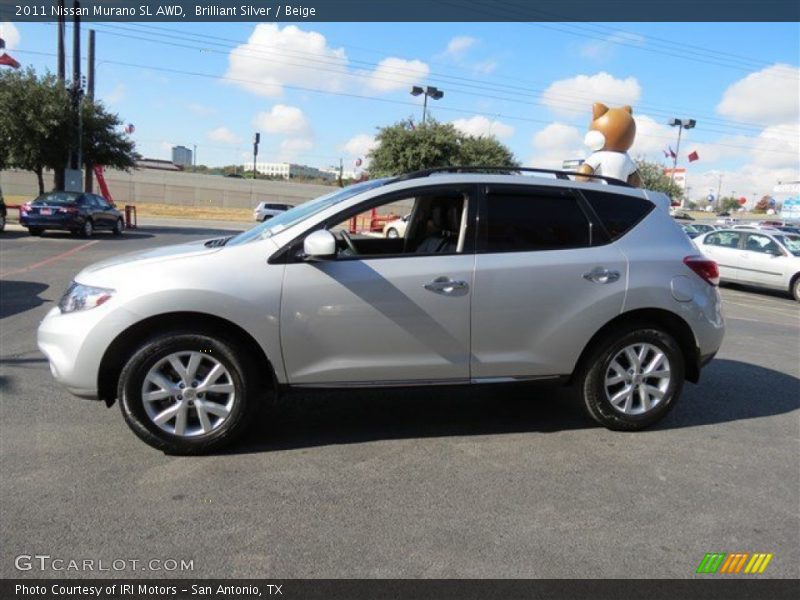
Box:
395;166;632;188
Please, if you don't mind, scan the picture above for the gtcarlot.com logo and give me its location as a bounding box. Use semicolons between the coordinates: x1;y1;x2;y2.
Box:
15;554;194;572
696;552;773;574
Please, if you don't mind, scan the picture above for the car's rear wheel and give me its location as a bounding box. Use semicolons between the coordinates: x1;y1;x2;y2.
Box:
112;218;124;236
28;227;43;236
81;219;93;238
577;327;684;430
0;213;5;232
119;333;259;454
386;227;399;239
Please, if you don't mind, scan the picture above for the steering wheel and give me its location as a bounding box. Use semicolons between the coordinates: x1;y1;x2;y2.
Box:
339;230;359;255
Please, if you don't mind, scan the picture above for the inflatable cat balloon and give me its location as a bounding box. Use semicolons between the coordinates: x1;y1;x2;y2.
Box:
577;103;642;187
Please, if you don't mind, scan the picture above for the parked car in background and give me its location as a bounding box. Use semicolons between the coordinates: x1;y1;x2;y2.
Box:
383;214;410;238
777;225;800;235
695;229;800;301
680;223;702;239
716;217;739;226
253;202;292;222
688;223;717;235
670;209;694;220
19;191;123;237
731;224;781;232
38;167;725;453
0;190;6;232
716;211;731;217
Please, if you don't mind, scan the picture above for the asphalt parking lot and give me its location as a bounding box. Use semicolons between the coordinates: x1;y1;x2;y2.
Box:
0;220;798;579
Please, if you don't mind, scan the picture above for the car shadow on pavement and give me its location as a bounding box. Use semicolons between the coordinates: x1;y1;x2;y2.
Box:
32;230;156;241
0;280;49;318
224;359;799;455
657;359;800;430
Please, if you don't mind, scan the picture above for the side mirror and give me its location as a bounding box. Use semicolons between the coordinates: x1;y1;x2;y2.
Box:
303;229;337;260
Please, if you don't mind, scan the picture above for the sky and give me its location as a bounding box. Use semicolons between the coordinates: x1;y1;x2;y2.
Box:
1;20;798;201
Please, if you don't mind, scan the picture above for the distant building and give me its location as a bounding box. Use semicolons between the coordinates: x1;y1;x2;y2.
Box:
171;145;193;167
136;158;183;171
255;162;330;180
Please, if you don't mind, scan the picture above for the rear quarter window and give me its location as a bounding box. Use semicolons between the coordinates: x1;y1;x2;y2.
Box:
582;190;654;241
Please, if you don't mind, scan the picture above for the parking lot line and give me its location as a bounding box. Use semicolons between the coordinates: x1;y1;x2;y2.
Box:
0;240;99;278
723;299;799;320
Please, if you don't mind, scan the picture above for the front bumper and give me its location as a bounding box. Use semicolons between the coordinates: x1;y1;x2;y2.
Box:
37;303;140;400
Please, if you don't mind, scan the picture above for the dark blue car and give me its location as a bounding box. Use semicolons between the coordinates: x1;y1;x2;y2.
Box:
20;191;124;237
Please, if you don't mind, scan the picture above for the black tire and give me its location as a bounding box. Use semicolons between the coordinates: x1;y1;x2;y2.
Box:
81;219;93;238
386;227;399;239
576;326;685;431
112;218;124;236
0;214;5;232
118;332;261;454
28;227;43;236
792;276;800;303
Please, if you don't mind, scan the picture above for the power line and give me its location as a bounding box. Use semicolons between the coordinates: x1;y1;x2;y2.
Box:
13;47;796;159
87;21;798;141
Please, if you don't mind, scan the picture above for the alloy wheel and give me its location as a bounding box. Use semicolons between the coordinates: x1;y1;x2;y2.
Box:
141;351;236;437
604;343;671;415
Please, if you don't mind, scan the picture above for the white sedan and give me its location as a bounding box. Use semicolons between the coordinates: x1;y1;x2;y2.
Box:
383;214;409;238
695;229;800;301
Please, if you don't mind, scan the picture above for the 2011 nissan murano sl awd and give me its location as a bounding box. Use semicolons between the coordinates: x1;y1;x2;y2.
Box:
38;168;725;454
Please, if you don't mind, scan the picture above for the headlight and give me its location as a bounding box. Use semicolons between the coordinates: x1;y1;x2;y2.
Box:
58;282;115;313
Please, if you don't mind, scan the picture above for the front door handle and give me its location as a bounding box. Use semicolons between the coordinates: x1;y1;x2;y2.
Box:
424;276;469;295
583;267;621;284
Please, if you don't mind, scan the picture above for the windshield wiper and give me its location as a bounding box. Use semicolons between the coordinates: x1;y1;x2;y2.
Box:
204;236;234;248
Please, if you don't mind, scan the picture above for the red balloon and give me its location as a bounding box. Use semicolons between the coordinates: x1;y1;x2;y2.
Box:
738;197;747;205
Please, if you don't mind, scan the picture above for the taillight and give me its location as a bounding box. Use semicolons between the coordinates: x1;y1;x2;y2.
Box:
684;255;720;286
20;203;31;214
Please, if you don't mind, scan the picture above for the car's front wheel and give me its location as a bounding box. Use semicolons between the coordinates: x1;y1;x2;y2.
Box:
119;333;259;454
791;276;800;303
81;219;93;238
577;327;684;430
386;227;399;239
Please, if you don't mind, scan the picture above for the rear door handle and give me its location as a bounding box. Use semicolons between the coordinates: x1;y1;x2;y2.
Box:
424;276;469;295
583;267;621;284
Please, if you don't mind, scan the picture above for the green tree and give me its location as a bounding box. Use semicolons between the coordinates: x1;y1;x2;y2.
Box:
719;196;741;212
0;67;137;194
634;158;684;201
368;119;518;176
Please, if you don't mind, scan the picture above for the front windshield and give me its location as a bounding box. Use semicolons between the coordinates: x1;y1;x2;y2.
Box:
776;234;800;256
226;178;390;246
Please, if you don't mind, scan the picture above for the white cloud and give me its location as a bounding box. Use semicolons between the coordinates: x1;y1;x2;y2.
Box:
279;138;314;162
189;103;216;117
472;59;497;75
225;24;348;97
541;72;642;116
366;57;430;93
253;105;311;136
443;36;477;58
452;115;514;140
751;122;800;169
207;127;242;145
0;22;20;50
580;31;646;60
341;133;377;157
104;83;126;105
528;122;586;169
716;64;800;125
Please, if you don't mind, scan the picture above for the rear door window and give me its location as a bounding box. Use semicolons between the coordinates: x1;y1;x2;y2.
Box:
483;190;591;253
581;190;654;241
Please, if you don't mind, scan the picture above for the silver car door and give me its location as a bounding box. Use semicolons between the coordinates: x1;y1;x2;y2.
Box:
739;233;788;288
279;186;476;386
471;185;627;380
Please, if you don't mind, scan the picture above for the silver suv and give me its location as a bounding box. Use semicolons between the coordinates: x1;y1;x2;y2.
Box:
38;168;725;454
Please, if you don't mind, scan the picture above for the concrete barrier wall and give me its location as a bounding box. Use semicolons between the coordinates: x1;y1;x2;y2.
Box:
0;168;332;209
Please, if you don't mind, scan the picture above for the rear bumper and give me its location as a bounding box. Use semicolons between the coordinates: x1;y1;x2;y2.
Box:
20;214;83;230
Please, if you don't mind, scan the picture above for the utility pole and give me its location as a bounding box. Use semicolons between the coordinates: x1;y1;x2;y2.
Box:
252;133;260;180
57;0;65;82
717;174;723;205
338;157;343;188
68;0;82;185
84;29;95;192
193;144;197;168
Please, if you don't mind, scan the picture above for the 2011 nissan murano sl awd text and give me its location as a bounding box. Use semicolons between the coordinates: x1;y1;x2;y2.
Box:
38;168;725;454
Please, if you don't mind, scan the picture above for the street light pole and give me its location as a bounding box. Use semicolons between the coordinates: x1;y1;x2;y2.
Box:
410;85;444;125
